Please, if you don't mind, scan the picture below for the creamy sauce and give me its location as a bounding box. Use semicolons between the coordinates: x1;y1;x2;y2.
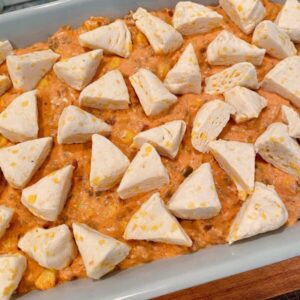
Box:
0;1;299;294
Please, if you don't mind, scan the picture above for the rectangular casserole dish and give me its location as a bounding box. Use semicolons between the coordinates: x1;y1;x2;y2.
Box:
0;0;299;299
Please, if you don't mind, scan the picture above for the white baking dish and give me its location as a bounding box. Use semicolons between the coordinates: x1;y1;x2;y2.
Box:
0;0;299;299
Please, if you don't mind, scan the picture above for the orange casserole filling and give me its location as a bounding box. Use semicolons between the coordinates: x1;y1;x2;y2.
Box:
0;0;299;295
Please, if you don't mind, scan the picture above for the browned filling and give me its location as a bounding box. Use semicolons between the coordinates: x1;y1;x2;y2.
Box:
0;0;299;295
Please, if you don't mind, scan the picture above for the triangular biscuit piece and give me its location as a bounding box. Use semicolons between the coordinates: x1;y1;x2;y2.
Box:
21;165;74;221
262;56;300;108
117;143;169;199
133;7;183;55
73;223;130;279
0;254;27;300
133;120;186;159
207;30;265;66
7;49;60;91
90;134;130;192
53;50;103;90
255;122;300;176
227;182;288;243
0;40;13;64
0;205;13;239
275;0;300;43
173;1;223;35
282;105;300;138
191;100;234;152
18;225;76;270
220;0;266;34
79;20;132;58
124;193;192;246
57;105;111;144
253;20;296;59
209;140;255;200
164;44;202;94
0;90;38;143
168;163;221;219
224;86;267;123
129;68;177;116
205;62;259;94
0;75;11;97
0;137;52;189
79;69;130;110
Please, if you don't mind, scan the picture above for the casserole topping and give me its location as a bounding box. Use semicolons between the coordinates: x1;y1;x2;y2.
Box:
73;223;130;279
129;68;178;116
90;134;130;192
275;0;300;42
0;90;38;143
173;1;223;35
224;86;267;123
0;254;26;300
79;69;130;110
21;165;74;221
168;163;221;220
219;0;266;34
0;75;11;97
53;49;103;91
79;20;132;58
0;0;299;297
207;30;266;66
255;122;300;176
191;99;234;152
252;20;296;59
0;206;13;239
0;40;13;65
117;143;169;199
57;105;111;144
18;225;76;270
227;182;288;243
205;62;259;94
133;120;186;159
164;43;202;94
124;192;192;246
281;105;300;138
209;140;256;200
7;49;60;91
133;7;184;54
261;56;300;107
0;137;52;189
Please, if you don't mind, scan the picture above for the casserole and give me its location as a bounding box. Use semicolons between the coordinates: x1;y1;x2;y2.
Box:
0;1;300;299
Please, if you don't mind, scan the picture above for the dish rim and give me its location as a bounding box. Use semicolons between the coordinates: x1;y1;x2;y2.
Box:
1;0;299;299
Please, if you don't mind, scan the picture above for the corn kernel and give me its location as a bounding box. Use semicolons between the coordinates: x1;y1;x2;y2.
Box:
0;135;8;148
120;129;135;145
35;269;57;290
108;57;121;69
157;63;170;80
135;32;148;46
37;78;48;89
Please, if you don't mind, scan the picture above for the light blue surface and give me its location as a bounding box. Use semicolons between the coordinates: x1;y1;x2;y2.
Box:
2;0;56;13
0;1;296;299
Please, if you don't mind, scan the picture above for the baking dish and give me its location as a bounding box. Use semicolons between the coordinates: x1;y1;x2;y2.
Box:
1;0;299;299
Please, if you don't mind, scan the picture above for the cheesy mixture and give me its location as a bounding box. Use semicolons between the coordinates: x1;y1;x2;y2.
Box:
0;0;299;296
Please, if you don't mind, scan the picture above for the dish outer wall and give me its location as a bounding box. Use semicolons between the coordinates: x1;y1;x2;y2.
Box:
0;1;295;299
